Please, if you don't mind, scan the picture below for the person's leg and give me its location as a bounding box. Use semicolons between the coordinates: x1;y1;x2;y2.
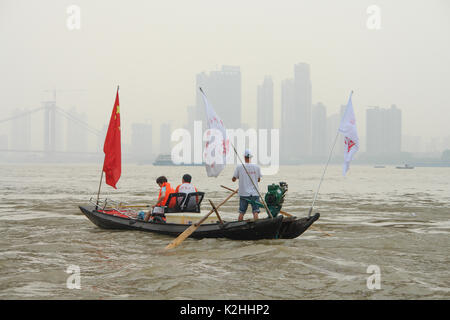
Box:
144;211;152;222
251;196;260;220
238;196;249;221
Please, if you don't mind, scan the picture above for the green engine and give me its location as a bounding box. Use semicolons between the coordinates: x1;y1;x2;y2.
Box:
264;182;288;217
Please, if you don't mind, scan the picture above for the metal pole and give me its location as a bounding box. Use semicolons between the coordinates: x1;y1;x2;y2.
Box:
308;90;353;217
308;130;340;217
231;143;273;218
96;169;104;208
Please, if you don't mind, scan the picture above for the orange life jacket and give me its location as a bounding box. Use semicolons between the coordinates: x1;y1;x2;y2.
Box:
156;182;176;208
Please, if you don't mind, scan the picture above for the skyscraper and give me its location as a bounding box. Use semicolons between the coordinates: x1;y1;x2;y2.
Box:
257;76;274;130
327;113;340;155
312;102;327;157
294;63;312;157
196;65;241;130
280;78;295;162
280;63;312;163
366;105;402;156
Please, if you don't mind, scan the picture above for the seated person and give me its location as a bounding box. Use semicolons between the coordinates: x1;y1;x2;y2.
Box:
175;174;198;210
144;176;176;223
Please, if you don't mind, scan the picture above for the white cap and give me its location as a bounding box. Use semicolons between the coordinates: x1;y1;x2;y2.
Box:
244;149;253;158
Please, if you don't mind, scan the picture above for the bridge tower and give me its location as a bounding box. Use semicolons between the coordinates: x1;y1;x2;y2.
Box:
43;100;57;154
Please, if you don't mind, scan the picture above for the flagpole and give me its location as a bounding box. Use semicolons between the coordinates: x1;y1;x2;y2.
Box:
96;170;104;207
308;130;339;218
307;90;353;218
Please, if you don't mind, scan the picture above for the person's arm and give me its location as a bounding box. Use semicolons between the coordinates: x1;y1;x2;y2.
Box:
154;187;166;207
257;166;262;182
232;166;239;182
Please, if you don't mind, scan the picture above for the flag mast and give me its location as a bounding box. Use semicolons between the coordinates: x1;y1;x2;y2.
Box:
307;90;354;218
96;85;120;207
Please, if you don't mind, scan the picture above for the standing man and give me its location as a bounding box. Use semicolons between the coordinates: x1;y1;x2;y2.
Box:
232;149;262;221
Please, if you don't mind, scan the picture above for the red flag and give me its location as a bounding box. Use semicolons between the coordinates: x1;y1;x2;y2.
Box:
103;88;121;189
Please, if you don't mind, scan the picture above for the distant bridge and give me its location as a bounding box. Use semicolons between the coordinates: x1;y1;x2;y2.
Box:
0;101;103;155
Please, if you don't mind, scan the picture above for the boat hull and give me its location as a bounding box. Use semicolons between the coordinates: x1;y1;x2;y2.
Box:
79;205;320;240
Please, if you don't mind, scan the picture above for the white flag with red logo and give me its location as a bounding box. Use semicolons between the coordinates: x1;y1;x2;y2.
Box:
199;87;229;177
339;91;359;176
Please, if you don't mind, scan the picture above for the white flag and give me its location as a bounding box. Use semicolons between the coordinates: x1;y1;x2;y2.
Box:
338;91;359;176
199;87;229;177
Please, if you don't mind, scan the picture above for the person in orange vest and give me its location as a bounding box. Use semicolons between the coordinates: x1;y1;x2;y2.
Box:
144;176;176;223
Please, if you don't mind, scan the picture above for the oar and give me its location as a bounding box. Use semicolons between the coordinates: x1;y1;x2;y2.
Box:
279;210;293;217
164;188;238;250
209;199;224;224
220;185;235;193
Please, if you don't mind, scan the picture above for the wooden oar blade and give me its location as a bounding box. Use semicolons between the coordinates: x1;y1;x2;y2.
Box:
164;188;239;250
279;210;293;217
165;224;198;250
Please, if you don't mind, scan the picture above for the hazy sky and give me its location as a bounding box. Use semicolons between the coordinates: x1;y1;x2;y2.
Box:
1;0;449;146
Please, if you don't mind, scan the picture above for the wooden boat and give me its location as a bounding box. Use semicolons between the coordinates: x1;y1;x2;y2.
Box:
79;205;320;240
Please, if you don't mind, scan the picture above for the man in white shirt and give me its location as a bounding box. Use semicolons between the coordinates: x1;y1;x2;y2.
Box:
232;149;262;221
175;174;198;209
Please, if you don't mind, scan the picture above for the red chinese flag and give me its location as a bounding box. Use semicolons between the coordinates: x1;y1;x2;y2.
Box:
103;89;121;189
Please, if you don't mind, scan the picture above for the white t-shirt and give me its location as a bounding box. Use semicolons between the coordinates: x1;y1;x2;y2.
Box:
176;183;198;208
233;163;262;197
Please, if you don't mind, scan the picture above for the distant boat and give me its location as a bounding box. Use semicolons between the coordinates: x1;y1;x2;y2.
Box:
153;154;204;166
374;165;386;168
396;164;414;169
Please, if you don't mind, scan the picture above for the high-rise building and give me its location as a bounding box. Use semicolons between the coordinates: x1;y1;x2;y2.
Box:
131;123;152;161
311;102;327;157
326;113;340;154
280;78;295;162
11;108;31;151
294;63;312;157
160;123;171;154
279;63;312;162
366;105;402;155
66;107;88;153
257;76;274;130
196;65;241;130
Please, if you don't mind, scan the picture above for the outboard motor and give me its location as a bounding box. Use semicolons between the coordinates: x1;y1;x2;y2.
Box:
264;182;288;217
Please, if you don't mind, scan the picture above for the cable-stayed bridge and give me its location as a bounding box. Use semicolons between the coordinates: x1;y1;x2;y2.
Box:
0;100;103;157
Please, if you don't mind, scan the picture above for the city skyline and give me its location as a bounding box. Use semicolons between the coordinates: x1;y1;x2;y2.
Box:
1;63;449;159
1;64;450;163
